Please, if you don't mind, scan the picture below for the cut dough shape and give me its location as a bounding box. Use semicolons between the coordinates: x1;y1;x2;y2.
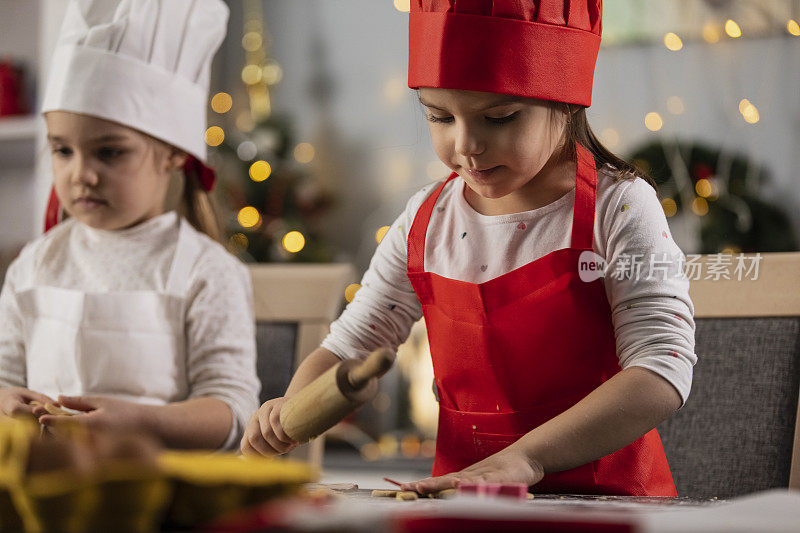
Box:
371;489;400;498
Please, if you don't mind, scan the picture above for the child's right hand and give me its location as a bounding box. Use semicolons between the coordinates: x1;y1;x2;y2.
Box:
0;387;58;419
240;397;298;457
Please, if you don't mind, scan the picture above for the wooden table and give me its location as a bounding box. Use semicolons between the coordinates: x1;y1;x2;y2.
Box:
211;487;800;532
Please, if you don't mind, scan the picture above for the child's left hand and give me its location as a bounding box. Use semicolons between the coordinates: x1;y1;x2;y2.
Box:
400;445;545;495
38;395;147;435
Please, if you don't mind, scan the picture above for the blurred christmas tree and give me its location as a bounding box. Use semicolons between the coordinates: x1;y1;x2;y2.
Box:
210;0;333;263
629;140;797;254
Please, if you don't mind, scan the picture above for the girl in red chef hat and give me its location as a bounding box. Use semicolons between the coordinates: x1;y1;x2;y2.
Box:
0;0;259;450
243;0;695;496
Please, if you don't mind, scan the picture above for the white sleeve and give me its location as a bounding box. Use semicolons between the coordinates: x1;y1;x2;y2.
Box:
0;254;27;389
601;178;697;407
185;251;261;449
321;185;436;361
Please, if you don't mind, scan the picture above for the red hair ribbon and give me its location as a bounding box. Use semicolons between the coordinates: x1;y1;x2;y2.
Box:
183;155;217;192
44;187;62;232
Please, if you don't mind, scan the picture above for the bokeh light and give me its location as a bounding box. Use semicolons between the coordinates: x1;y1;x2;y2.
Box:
666;96;685;115
695;179;713;198
237;206;261;228
739;99;760;124
375;225;391;244
242;31;262;52
702;23;721;43
644;112;663;132
788;20;800;36
344;283;361;303
210;92;233;114
282;231;306;253
360;442;380;462
237;141;258;161
664;32;683;51
205;126;224;147
249;160;271;182
692;197;709;216
236;111;255;132
420;439;436;458
393;0;410;12
721;245;742;255
400;435;421;458
378;434;399;457
383;76;408;107
228;233;249;251
725;19;742;38
661;198;678;217
599;128;619;148
263;61;284;85
241;64;263;85
294;143;315;164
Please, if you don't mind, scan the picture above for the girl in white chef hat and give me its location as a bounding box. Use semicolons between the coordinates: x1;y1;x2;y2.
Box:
0;0;260;450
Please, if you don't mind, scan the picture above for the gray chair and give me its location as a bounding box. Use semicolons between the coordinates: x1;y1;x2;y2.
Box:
657;252;800;498
249;263;355;467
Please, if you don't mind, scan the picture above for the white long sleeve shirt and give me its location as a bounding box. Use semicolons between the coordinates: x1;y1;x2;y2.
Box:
0;211;260;447
323;165;696;405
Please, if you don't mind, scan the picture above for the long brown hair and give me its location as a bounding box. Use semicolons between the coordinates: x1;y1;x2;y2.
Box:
180;163;222;242
558;103;658;191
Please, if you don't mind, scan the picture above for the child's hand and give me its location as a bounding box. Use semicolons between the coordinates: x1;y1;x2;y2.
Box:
0;387;58;418
38;395;147;435
240;397;298;457
400;445;545;495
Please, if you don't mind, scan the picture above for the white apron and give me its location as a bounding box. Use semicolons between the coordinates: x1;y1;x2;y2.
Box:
16;219;201;405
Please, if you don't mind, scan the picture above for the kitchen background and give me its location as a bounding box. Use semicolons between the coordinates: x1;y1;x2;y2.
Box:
2;0;799;476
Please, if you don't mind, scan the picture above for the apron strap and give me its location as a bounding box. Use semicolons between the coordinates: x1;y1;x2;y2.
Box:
570;144;598;250
407;173;458;274
165;218;203;296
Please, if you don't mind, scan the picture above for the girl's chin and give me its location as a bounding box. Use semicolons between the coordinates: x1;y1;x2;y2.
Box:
465;182;516;200
68;212;126;231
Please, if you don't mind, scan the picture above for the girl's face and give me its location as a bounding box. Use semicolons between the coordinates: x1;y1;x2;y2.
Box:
419;88;569;213
45;111;185;231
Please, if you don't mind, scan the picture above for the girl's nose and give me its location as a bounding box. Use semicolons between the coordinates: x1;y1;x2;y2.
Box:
70;154;100;187
454;124;485;157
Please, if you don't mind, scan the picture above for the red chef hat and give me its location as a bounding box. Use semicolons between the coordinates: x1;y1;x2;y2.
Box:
408;0;602;107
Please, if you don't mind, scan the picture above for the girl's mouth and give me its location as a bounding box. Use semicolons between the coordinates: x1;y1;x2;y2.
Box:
464;166;499;181
74;197;108;210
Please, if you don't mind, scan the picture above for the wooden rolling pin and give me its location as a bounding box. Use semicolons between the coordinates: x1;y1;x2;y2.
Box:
279;348;395;444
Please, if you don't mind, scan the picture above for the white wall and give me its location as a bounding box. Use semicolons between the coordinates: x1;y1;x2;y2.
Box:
0;0;68;253
0;0;41;250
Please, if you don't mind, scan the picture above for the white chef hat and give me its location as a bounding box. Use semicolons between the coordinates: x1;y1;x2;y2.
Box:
41;0;229;163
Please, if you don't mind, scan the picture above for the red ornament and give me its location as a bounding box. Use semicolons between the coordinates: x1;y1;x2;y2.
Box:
0;60;28;116
692;162;714;180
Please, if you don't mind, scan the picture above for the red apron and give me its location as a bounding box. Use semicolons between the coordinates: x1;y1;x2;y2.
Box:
406;145;677;496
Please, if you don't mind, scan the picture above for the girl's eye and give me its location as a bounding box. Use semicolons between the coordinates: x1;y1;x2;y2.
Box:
486;111;519;124
97;147;125;160
427;114;454;124
52;146;72;157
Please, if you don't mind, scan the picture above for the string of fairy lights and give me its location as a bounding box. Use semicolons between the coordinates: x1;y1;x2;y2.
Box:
600;14;798;224
203;0;318;257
